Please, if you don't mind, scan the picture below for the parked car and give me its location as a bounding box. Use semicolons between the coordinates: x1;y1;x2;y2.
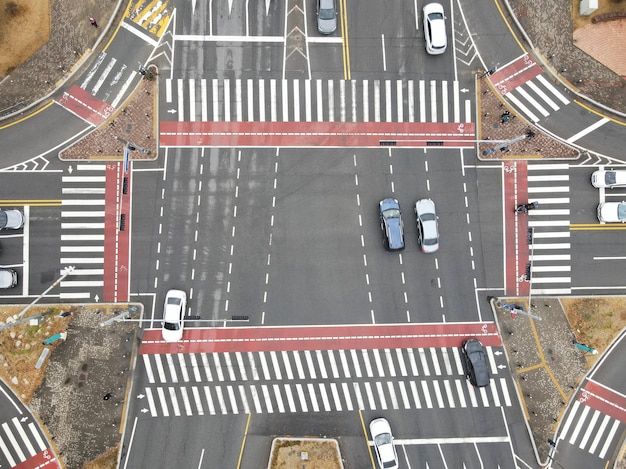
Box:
461;338;490;387
369;418;399;469
0;209;24;230
423;3;447;55
161;289;187;342
316;0;337;34
0;269;18;289
591;170;626;188
597;202;626;223
415;198;439;253
379;198;405;251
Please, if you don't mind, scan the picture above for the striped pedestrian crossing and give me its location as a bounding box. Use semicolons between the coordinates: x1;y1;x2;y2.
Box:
164;78;474;124
0;417;53;468
558;399;624;460
137;346;513;417
526;163;572;295
59;165;107;299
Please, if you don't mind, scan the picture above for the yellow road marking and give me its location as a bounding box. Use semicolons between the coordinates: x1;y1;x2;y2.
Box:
0;200;62;207
359;409;377;469
340;0;351;80
236;413;251;469
571;223;626;230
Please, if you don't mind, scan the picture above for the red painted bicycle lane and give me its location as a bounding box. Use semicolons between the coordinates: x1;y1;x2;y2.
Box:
103;162;130;302
489;53;542;96
55;84;115;126
504;161;530;296
13;449;60;469
159;121;476;148
579;380;626;423
139;322;501;354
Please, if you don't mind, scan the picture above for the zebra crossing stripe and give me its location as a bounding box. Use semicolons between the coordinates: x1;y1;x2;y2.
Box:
385;349;396;377
189;79;196;122
395;349;407;376
319;383;331;412
167;354;178;383
235;353;247;381
296;384;308;412
421;381;433;408
201;353;213;381
215;386;227;414
0;428;16;466
569;405;591;444
419;348;430;376
407;349;419;376
500;378;512;407
308;383;319;412
304;351;316;379
362;350;373;377
236;80;243;122
398;381;411;409
373;349;385;377
143;354;155;384
506;93;539;122
11;418;35;457
487;347;498;376
292;351;305;379
353;382;365;410
586;411;606;451
516;86;549;117
170;387;181;416
441;348;452;375
432;381;445;408
442;81;449;123
316;350;328;379
443;380;455;408
190;354;201;382
479;387;490;407
228;386;239;414
201;79;208;121
455;380;467;408
284;384;296;413
177;79;184;122
179;354;189;382
466;381;478;407
376;382;387;410
599;420;621;458
224;353;237;381
157;387;168;416
192;386;203;416
339;350;351;378
526;80;560;111
262;385;273;413
214;353;225;381
331;383;342;411
430;348;441;376
250;385;262;413
181;387;192;416
490;383;501;407
27;422;46;452
579;410;600;450
536;75;570;105
430;80;437;123
328;350;339;379
351;350;362;378
204;385;216;415
365;383;376;410
411;381;421;408
342;383;354;411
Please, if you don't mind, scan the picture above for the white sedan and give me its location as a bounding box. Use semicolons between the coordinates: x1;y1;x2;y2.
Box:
591;170;626;188
597;202;626;223
369;418;398;469
161;289;187;342
423;3;447;55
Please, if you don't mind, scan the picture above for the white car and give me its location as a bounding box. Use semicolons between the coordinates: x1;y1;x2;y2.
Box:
597;202;626;223
0;209;24;230
0;269;18;289
369;418;398;469
591;170;626;188
161;289;187;342
415;198;439;253
423;3;447;55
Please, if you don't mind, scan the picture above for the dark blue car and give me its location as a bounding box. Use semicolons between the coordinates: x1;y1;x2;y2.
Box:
379;198;405;251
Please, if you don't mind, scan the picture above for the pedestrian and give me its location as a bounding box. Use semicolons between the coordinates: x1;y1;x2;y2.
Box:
89;17;98;28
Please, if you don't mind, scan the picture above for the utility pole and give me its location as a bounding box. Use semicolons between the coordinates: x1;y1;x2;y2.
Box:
17;266;75;320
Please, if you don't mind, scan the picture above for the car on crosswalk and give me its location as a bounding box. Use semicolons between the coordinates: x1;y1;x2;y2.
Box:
161;289;187;342
591;170;626;188
423;3;447;55
461;338;490;387
415;198;439;253
597;201;626;223
369;417;398;469
379;198;405;251
0;209;24;230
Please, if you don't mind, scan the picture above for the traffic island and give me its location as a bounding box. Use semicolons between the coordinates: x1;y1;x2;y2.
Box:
59;77;158;161
476;76;580;160
267;437;344;469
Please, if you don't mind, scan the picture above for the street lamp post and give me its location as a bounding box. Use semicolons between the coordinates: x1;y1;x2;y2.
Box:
17;266;75;320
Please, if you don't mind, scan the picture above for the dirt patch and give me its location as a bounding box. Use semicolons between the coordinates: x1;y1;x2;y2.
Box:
0;0;50;77
572;0;626;30
561;296;626;367
268;438;344;469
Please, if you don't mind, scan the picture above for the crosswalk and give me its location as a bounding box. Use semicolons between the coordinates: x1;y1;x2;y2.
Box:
165;78;474;124
59;164;107;299
0;417;51;468
504;74;570;123
559;399;624;460
138;347;513;416
526;163;571;295
128;0;171;37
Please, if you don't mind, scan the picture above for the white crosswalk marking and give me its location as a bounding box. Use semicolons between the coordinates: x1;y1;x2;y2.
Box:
204;385;216;415
525;163;572;294
141;346;514;416
168;78;473;123
259;352;271;380
419;348;430;376
504;73;570;122
599;419;621;458
0;429;16;466
28;422;46;452
579;409;600;450
157;387;169;416
12;418;35;457
362;349;374;377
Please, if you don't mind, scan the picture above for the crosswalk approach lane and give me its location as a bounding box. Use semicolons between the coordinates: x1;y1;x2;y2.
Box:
138;346;513;417
165;78;473;124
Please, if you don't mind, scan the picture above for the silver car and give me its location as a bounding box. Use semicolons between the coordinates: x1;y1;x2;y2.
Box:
317;0;337;34
0;209;24;230
415;198;439;253
591;170;626;188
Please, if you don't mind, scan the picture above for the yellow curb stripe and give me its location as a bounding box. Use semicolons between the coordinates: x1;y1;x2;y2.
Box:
574;99;626;126
340;0;351;80
359;409;377;469
492;0;526;53
514;378;530;420
516;363;544;373
0;101;55;130
571;224;626;230
236;413;252;469
530;318;569;402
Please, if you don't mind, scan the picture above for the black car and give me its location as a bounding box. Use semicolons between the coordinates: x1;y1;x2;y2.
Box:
461;338;490;387
379;198;405;251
